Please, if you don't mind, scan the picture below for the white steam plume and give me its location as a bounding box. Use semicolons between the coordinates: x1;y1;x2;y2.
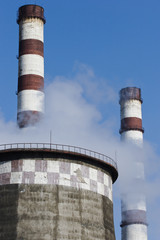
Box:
0;63;159;240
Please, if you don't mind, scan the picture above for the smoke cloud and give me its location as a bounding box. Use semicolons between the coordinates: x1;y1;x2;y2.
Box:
0;63;159;240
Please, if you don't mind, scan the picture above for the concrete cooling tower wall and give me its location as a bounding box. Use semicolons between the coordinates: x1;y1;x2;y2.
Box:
0;144;118;240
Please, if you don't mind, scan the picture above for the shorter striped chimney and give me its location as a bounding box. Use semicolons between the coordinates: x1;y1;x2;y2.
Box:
17;5;45;128
119;87;148;240
119;87;144;144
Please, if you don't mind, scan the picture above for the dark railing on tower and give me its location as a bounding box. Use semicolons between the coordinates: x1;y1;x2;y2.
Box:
0;143;118;171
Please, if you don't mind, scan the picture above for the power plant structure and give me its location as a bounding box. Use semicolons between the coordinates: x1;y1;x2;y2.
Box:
17;5;45;128
119;87;148;240
0;4;118;240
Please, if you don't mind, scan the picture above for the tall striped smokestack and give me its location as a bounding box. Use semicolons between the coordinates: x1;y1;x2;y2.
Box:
17;5;45;128
119;87;148;240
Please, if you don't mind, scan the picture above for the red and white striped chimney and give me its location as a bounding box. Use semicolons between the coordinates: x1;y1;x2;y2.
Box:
17;5;45;128
119;87;144;144
119;87;148;240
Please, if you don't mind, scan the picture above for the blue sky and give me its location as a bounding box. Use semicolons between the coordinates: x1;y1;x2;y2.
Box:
0;0;160;239
1;0;160;148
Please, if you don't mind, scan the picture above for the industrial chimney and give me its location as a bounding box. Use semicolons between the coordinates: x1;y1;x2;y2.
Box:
17;5;45;128
119;87;148;240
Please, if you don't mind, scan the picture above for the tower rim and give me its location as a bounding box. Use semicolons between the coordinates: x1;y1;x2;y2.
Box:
0;142;118;183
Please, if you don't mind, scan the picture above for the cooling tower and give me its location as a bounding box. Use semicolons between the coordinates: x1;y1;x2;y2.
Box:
17;5;45;128
119;87;148;240
0;143;118;240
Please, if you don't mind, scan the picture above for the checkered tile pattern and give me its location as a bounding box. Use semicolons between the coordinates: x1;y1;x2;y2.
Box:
0;160;113;201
